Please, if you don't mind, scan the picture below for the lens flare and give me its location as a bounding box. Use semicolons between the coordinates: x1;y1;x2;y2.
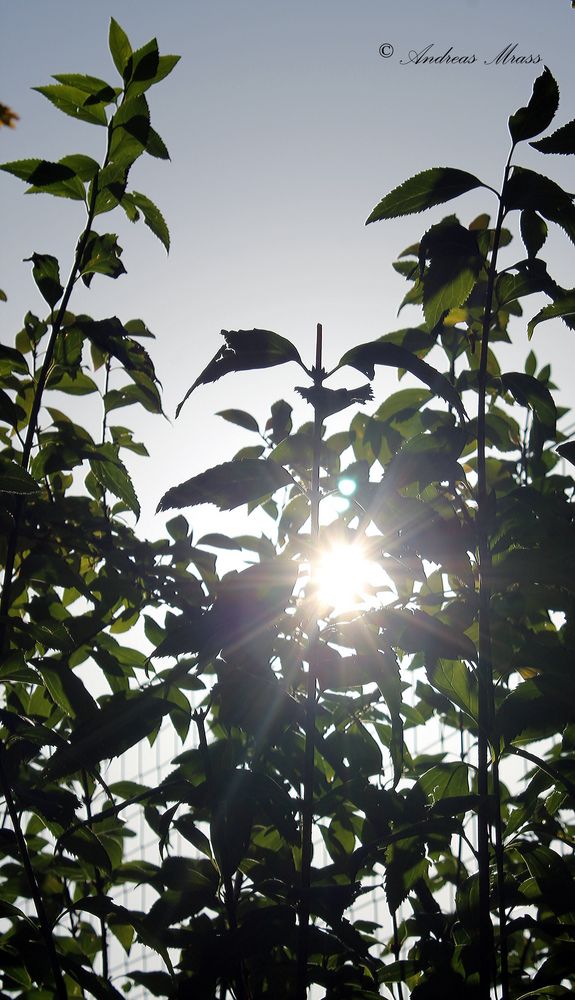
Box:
315;542;377;612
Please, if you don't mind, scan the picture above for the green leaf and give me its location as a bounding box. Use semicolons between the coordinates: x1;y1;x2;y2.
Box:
504;166;575;246
177;329;305;416
531;118;575;154
124;38;160;93
520;210;548;258
80;231;126;285
89;443;141;517
508;66;559;143
420;218;482;328
338;340;467;421
24;252;62;307
130;190;170;251
33;84;108;126
528;290;575;338
217;409;260;432
109;18;132;78
52;73;118;103
146;126;170;160
366;168;484;223
157;458;294;512
59;153;100;181
0;459;40;495
1;158;76;186
501;372;556;429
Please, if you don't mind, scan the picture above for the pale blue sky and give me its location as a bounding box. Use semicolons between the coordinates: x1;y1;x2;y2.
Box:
2;1;574;533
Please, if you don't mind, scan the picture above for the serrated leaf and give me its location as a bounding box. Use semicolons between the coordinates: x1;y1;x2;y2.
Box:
508;66;559;143
33;84;108;126
366;168;484;223
338;340;467;421
177;329;305;416
146;126;170;160
1;158;76;186
557;441;575;468
89;444;140;517
157;458;294;512
505;166;575;246
109;18;132;78
420;218;481;328
531;118;575;154
52;73;118;103
528;291;575;338
130;190;170;251
520;209;548;259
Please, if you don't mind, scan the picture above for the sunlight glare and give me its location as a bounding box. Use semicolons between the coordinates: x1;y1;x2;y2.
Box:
315;542;378;612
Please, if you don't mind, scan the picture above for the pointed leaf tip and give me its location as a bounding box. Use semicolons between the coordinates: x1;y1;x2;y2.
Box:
157;458;293;512
366;168;484;224
508;66;559;143
176;329;304;417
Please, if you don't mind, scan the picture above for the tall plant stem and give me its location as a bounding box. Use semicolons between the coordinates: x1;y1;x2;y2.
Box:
0;125;112;1000
297;323;324;1000
0;748;68;998
476;147;514;1000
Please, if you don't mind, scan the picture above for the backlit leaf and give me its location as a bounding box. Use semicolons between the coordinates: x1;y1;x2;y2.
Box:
157;458;294;512
508;66;559;143
366;168;484;223
177;329;305;416
338;341;467;421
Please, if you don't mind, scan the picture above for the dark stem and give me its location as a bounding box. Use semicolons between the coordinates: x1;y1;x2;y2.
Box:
195;709;248;1000
81;771;108;982
0;747;68;998
476;145;514;1000
297;323;324;1000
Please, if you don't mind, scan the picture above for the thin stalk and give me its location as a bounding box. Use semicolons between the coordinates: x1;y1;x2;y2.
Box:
195;709;248;1000
0;747;68;998
0;122;111;650
81;771;108;982
476;145;514;1000
0;112;113;1000
297;323;324;1000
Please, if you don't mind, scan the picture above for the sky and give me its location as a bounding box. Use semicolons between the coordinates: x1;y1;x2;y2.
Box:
2;0;575;539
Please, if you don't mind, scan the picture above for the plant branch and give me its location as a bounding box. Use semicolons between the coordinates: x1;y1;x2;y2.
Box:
297;322;324;1000
475;143;514;1000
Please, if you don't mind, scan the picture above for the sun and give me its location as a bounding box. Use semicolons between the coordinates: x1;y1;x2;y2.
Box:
314;542;380;613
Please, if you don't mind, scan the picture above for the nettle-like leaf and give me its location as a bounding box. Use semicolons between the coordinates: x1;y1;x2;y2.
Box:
366;168;485;224
88;442;141;518
419;217;482;329
24;253;63;308
295;383;373;419
528;290;575;338
557;441;575;468
504;166;575;245
531;118;575;154
157;457;295;512
109;18;133;78
1;158;76;187
520;208;548;259
338;341;467;421
508;66;559;144
80;232;126;285
128;191;170;251
501;372;556;430
33;83;108;127
176;329;305;417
